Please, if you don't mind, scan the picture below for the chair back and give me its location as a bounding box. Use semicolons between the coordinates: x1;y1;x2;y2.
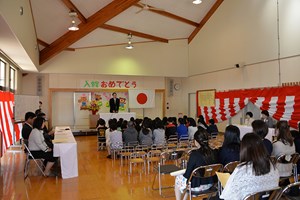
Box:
242;187;282;200
276;181;300;199
98;129;105;137
223;161;240;173
135;144;149;152
188;163;223;182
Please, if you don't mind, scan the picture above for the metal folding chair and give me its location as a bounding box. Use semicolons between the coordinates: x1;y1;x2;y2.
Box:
24;144;46;179
182;163;223;200
97;129;106;151
152;150;185;197
242;187;282;200
276;181;300;199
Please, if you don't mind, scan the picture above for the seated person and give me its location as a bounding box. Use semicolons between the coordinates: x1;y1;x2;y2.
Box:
105;119;122;159
123;121;138;146
37;112;54;149
219;125;240;166
220;133;279;200
244;111;254;126
261;110;274;128
152;119;166;145
28;117;57;177
252;119;272;155
207;119;218;134
165;117;177;139
97;118;107;145
22;112;36;141
187;118;197;140
174;129;217;200
197;115;208;129
139;118;153;146
177;118;188;140
272;121;295;177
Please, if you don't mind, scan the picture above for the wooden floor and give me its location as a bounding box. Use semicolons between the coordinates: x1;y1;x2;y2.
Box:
0;136;178;200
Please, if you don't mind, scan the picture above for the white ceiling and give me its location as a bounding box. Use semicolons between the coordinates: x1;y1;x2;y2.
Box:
31;0;217;49
0;0;219;71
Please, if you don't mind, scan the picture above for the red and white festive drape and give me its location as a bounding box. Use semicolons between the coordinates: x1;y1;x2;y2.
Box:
0;91;21;156
197;86;300;129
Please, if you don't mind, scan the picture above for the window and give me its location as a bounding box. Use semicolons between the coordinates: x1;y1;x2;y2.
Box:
9;66;16;91
0;59;5;89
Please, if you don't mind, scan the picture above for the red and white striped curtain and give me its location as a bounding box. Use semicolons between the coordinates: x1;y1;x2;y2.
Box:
0;91;21;156
197;86;300;129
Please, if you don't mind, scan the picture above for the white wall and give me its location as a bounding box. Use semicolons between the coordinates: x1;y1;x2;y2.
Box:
184;0;300;131
39;40;189;77
19;0;300;131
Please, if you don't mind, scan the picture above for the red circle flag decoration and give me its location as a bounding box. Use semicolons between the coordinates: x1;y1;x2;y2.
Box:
129;89;155;108
137;93;148;105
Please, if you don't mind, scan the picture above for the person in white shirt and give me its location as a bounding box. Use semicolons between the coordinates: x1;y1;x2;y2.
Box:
244;111;254;126
220;133;279;200
28;117;57;177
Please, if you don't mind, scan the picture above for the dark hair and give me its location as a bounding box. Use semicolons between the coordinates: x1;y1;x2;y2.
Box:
246;111;253;118
178;118;185;125
35;109;42;115
276;121;293;146
32;116;45;130
187;118;196;127
223;125;240;147
112;92;116;95
25;112;36;121
252;120;268;139
37;112;46;118
194;129;216;164
209;119;215;125
141;118;151;135
97;118;106;126
154;119;164;129
261;110;269;117
240;133;273;176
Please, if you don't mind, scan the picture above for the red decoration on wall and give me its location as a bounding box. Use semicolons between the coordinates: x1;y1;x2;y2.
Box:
0;91;21;156
197;86;300;129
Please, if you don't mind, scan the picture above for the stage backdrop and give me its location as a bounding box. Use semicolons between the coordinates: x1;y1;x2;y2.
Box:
77;91;129;114
197;86;300;129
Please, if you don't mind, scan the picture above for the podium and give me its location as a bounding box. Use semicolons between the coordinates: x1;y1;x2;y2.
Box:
89;114;99;129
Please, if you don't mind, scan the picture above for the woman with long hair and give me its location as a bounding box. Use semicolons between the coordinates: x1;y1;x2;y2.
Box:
220;133;279;200
139;118;153;146
272;120;295;177
219;125;240;166
174;128;217;200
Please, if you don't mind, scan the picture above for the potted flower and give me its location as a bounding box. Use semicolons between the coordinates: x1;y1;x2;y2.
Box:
87;100;101;115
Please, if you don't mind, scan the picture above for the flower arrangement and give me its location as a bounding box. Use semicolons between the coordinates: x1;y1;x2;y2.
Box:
87;100;101;115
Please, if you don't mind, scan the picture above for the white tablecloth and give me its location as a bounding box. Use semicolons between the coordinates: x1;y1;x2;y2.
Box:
99;112;136;123
53;126;78;179
236;125;275;142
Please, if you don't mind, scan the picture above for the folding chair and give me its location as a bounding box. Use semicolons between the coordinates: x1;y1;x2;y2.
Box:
218;161;240;195
146;150;161;174
119;145;134;166
276;181;300;199
223;161;240;173
182;163;223;200
110;142;123;160
129;151;146;174
242;187;282;200
24;144;46;179
152;150;185;197
97;129;106;151
277;153;300;183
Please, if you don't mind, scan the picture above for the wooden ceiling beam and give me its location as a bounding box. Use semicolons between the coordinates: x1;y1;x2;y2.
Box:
37;39;75;51
61;0;87;23
134;4;199;27
188;0;224;44
100;24;168;43
40;0;140;64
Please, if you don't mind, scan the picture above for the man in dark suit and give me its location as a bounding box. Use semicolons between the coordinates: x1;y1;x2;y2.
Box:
109;92;120;113
22;112;36;150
